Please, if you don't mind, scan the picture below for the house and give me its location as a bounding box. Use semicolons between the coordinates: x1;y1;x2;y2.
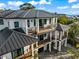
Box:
0;27;38;59
0;9;69;59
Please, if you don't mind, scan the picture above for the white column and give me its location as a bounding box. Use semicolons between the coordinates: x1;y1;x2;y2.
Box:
58;41;62;51
44;45;47;51
36;19;39;32
25;20;28;34
59;31;63;40
64;31;68;47
64;38;67;47
50;32;52;41
49;42;51;52
35;42;38;59
31;44;34;59
55;18;57;27
54;31;57;49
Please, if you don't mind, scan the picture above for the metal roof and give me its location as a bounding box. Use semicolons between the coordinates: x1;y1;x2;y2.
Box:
0;27;38;56
5;10;55;19
0;10;14;18
56;23;69;31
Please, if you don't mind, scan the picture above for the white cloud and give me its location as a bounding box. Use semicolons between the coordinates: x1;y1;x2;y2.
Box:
57;6;69;9
28;0;51;5
39;0;51;4
68;0;77;3
72;3;79;8
28;0;38;5
0;3;6;8
8;1;24;7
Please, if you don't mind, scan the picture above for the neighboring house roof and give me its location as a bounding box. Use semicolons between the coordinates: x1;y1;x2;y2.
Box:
56;23;69;31
0;10;14;18
0;27;38;56
5;10;55;19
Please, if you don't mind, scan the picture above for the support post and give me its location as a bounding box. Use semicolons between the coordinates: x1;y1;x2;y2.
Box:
49;42;51;52
31;44;34;59
58;41;62;51
36;19;39;33
54;31;57;49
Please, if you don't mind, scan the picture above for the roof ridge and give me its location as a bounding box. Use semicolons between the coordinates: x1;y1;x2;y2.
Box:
23;9;32;17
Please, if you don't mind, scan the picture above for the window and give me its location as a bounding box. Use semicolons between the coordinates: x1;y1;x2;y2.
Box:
44;19;47;24
14;22;19;28
27;20;30;27
34;19;36;26
0;19;4;25
49;19;51;24
11;48;24;59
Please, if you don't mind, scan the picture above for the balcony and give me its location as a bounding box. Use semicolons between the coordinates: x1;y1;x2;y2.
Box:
15;39;51;59
15;51;32;59
28;24;54;35
38;39;50;49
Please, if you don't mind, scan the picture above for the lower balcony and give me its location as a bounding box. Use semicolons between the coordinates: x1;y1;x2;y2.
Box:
38;39;50;49
15;39;51;59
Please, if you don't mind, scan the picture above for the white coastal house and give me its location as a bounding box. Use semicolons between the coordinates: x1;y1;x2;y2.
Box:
0;9;69;59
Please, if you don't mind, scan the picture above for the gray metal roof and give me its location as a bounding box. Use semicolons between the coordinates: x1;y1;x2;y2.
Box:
5;10;55;19
56;23;69;31
0;10;14;18
0;28;38;56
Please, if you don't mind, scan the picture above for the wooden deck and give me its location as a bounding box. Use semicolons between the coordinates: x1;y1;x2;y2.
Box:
15;39;51;59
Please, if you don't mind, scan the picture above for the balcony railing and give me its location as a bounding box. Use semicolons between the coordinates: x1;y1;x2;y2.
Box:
39;24;52;31
38;39;50;48
28;24;53;35
15;51;32;59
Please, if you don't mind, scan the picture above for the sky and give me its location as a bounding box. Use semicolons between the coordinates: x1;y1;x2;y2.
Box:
0;0;79;15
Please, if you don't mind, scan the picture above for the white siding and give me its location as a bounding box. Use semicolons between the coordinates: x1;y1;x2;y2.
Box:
0;19;8;30
1;53;12;59
24;45;30;54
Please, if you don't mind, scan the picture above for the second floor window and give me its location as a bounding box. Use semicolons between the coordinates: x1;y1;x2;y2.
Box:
0;19;4;25
34;19;36;26
14;22;19;28
27;20;30;27
44;19;47;24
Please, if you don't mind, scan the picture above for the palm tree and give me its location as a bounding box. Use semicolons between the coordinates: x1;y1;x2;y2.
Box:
20;3;35;10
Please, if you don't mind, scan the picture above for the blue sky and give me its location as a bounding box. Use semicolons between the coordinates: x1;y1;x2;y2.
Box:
0;0;79;15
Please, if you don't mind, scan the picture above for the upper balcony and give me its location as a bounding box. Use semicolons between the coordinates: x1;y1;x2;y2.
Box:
28;24;54;35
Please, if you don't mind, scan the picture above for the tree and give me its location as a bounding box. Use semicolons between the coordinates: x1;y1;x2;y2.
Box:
20;3;35;10
68;23;79;46
58;15;68;25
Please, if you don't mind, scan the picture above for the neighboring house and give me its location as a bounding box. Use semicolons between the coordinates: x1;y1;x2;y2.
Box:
0;27;38;59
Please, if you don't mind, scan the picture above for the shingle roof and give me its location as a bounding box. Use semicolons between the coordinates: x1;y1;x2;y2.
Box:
0;27;38;56
5;10;55;19
0;10;14;18
56;23;69;31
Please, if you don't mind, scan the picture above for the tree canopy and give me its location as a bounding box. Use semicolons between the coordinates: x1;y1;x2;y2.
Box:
20;3;35;10
58;15;68;24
